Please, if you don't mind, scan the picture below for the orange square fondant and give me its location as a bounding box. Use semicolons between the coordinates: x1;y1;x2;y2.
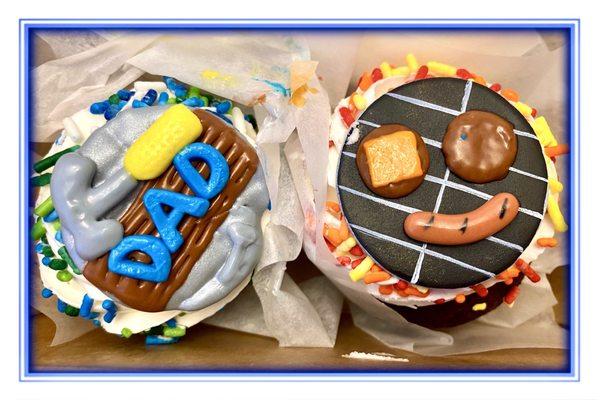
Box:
363;130;423;188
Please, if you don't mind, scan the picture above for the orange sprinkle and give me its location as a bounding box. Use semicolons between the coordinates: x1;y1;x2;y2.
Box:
455;294;466;304
364;271;392;284
358;72;372;91
537;237;558;247
323;226;343;246
378;285;394;295
326;201;341;214
501;88;520;102
434;298;446;305
370;264;383;273
349;245;364;257
545;144;569;158
394;281;408;291
338;221;350;242
351;258;365;269
470;284;489;298
515;259;541;283
403;286;430;298
504;285;520;305
473;74;486;85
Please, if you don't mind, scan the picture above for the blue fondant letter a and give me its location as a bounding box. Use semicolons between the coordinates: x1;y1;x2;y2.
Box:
143;189;209;253
173;143;230;200
108;235;171;282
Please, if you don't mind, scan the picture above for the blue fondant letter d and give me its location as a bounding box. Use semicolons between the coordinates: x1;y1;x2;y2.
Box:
108;235;171;282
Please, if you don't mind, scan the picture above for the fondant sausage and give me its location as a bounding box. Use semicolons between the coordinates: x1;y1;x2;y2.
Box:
404;193;520;245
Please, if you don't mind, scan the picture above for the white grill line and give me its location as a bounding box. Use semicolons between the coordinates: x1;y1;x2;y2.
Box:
338;182;524;252
338;185;420;214
411;168;451;283
460;80;473;112
423;175;544;219
356;119;380;128
422;137;442;148
514;129;539;140
342;151;548;189
386;92;461;116
350;223;496;279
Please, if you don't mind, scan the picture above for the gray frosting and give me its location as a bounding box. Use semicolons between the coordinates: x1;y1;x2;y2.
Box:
51;105;269;312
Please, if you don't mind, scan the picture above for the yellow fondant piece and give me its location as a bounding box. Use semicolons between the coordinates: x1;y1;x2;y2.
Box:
533;116;558;147
549;178;564;193
514;101;533;116
363;130;423;188
547;195;568;232
406;53;419;72
426;61;457;77
124;104;202;180
349;257;374;282
380;62;393;78
336;237;357;253
391;66;410;77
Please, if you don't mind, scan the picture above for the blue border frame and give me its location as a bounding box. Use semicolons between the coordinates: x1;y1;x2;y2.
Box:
18;19;580;382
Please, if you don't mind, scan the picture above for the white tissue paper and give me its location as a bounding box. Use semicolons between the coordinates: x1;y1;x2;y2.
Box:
31;32;342;347
297;31;569;355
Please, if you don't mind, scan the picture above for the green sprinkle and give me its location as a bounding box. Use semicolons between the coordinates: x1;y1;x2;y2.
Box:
121;328;133;338
40;234;48;244
56;270;72;282
31;220;46;241
31;173;52;187
147;326;164;336
51;220;61;231
175;97;184;103
163;325;186;338
64;304;80;317
187;86;201;98
58;247;81;274
41;245;54;257
108;94;120;104
33;145;80;174
34;197;54;217
167;97;177;105
200;96;209;107
48;258;67;271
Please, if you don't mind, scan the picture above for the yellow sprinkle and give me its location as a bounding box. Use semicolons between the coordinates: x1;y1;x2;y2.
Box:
549;178;564;193
380;62;393;78
514;101;533;116
202;69;220;79
406;53;419;73
414;285;429;294
426;61;457;77
533;117;558;147
349;257;374;282
472;303;487;312
391;66;410;77
336;237;357;253
547;195;568;232
124;105;202;180
352;94;367;111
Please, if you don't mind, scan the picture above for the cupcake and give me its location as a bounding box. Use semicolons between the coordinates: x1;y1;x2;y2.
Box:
324;54;568;329
31;77;269;343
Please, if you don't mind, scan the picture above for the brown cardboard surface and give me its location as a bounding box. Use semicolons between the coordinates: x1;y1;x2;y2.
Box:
31;252;568;372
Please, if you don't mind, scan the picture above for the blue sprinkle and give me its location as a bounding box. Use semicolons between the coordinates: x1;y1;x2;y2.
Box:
174;87;188;99
460;133;468;141
56;299;67;313
54;230;63;243
142;89;158;106
117;89;134;101
104;104;121;120
182;97;205;107
93;319;101;327
163;76;184;92
157;91;169;105
87;312;100;320
132;99;149;109
216;100;232;114
145;335;179;345
209;99;220;108
35;243;44;253
41;288;53;298
267;200;271;211
103;310;116;323
79;294;93;318
118;100;127;109
166;318;177;328
90;101;109;115
43;210;59;222
102;299;116;311
42;256;51;266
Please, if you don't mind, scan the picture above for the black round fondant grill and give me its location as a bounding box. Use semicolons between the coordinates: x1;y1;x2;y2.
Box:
337;77;548;289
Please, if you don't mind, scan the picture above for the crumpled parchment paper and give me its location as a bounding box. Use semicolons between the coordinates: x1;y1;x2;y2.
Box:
32;31;343;347
296;31;569;355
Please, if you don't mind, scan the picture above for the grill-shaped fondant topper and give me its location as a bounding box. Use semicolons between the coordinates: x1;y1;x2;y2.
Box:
337;78;548;288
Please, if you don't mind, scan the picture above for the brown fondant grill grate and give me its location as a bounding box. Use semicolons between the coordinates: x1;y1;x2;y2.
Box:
83;110;259;312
